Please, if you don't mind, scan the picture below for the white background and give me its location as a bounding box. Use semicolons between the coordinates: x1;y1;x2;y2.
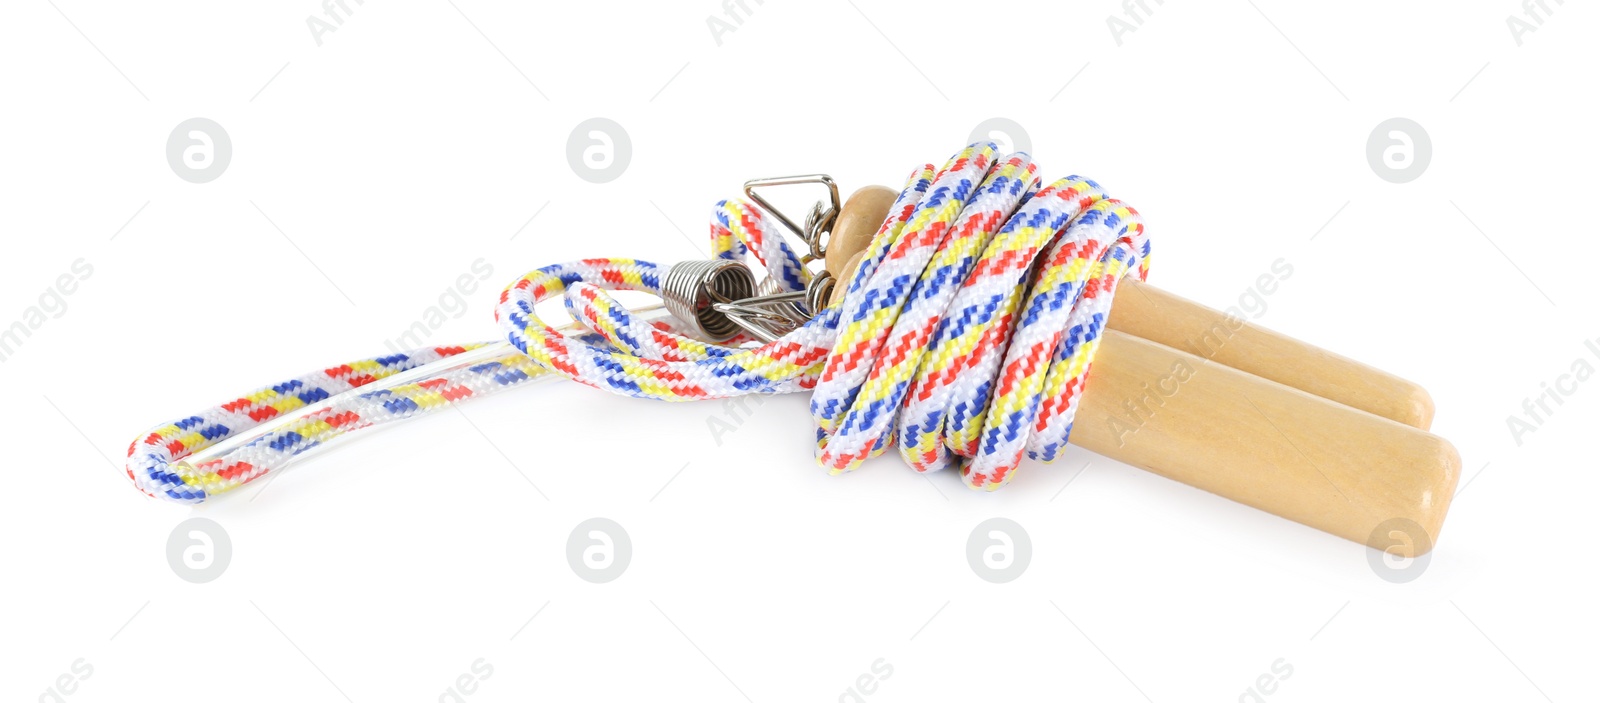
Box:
3;1;1596;701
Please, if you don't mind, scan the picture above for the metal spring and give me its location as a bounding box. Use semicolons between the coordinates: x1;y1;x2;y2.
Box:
660;259;756;342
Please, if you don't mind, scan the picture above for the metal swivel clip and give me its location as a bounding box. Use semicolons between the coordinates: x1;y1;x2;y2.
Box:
662;174;843;343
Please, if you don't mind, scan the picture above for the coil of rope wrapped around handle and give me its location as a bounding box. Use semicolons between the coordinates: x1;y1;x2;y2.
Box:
125;143;1144;501
503;143;1146;489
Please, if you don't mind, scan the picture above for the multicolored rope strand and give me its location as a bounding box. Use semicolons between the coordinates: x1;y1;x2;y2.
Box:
126;143;1149;503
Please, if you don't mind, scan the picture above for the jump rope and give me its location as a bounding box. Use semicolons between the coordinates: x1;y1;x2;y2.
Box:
126;142;1148;504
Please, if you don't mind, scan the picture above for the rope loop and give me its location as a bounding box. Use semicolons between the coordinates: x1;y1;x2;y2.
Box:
126;143;1148;502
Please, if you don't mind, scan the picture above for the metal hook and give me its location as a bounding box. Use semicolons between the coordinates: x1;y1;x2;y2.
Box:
659;174;844;343
743;174;840;263
711;272;835;342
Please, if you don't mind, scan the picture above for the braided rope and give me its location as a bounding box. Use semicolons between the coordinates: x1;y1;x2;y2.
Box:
126;143;1148;503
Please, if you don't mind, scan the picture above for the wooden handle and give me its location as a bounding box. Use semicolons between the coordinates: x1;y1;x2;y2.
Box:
827;186;1436;430
825;185;898;277
819;185;1458;553
1108;279;1435;430
1070;331;1458;555
826;186;895;308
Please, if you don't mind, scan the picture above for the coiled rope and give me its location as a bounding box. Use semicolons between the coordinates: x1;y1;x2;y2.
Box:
126;143;1149;503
